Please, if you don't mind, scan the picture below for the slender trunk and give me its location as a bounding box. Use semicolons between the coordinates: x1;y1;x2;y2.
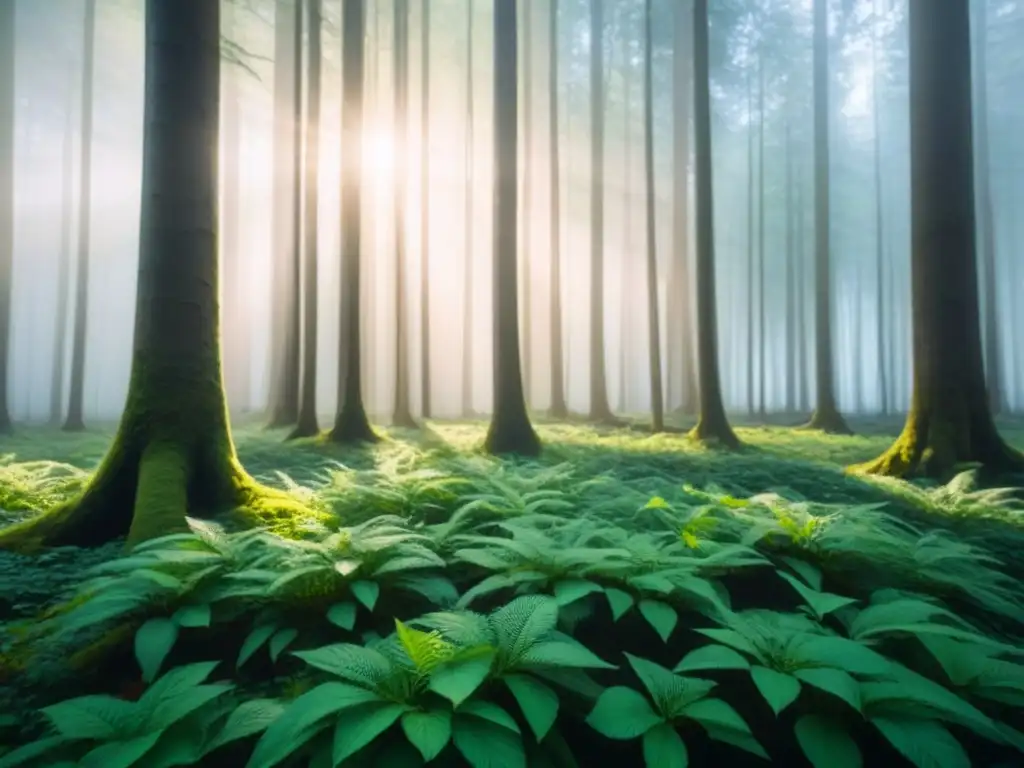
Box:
745;67;754;416
0;0;13;433
643;0;663;432
461;0;475;417
51;84;76;427
618;33;631;415
784;121;796;413
419;0;432;419
796;164;808;412
548;0;567;419
689;0;738;448
757;48;765;417
484;0;540;456
588;0;614;422
64;0;97;433
520;0;533;408
871;0;887;415
393;0;415;428
291;0;321;438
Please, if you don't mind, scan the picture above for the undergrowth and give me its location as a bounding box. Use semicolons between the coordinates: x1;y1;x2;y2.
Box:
0;420;1022;767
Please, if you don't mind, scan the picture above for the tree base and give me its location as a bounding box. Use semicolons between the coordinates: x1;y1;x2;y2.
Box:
484;416;541;457
61;417;86;433
688;417;741;450
287;415;320;441
328;408;380;444
802;407;853;435
391;411;419;430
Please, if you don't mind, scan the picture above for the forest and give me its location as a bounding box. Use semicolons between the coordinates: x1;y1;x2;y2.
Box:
1;0;1023;766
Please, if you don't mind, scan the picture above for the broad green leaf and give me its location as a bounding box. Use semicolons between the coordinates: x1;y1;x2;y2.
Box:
351;580;380;611
639;600;678;643
626;654;716;719
520;639;616;670
78;731;162;768
604;588;635;621
429;652;495;707
553;579;603;607
142;683;234;731
794;715;862;768
172;604;212;628
674;644;751;673
796;636;891;676
452;712;527;768
779;557;823;591
138;661;220;709
208;698;286;750
0;735;73;768
681;698;754;737
505;674;559;741
794;668;861;712
586;687;662;740
238;623;279;668
694;628;758;657
642;723;688;768
750;666;801;716
332;702;408;764
778;572;858;618
293;643;393;687
460;700;520;733
136;618;180;683
327;602;358;631
872;717;970;768
491;595;560;662
401;709;452;761
41;696;138;741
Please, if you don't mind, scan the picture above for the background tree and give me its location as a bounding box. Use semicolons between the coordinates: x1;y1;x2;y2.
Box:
420;0;432;420
642;0;663;433
0;0;12;433
548;0;567;420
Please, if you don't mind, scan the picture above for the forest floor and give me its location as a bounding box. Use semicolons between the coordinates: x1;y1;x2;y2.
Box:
1;416;1023;766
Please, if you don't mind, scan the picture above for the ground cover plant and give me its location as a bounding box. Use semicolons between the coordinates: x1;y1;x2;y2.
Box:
1;418;1023;768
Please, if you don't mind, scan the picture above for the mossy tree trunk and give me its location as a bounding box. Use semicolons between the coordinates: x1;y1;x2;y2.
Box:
805;0;851;435
330;0;378;444
852;0;1023;480
0;0;12;433
64;0;97;434
291;0;321;439
485;0;540;457
688;0;739;450
547;0;567;421
0;0;287;553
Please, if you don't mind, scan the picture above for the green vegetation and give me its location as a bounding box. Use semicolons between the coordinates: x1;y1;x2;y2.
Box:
1;420;1023;767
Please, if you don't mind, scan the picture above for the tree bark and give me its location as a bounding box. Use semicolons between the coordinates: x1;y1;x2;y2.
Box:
419;0;432;419
853;0;1022;479
805;0;851;434
330;0;377;444
643;0;663;433
0;0;12;433
520;0;533;409
50;80;76;427
64;0;98;433
784;121;796;413
757;46;766;417
485;0;540;456
461;0;475;418
688;0;739;449
0;0;299;553
871;0;888;415
547;0;567;420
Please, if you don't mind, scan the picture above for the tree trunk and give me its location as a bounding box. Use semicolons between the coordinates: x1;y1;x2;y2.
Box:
757;47;766;417
973;0;1002;414
330;0;377;443
520;0;533;409
784;121;796;413
795;171;808;413
745;67;754;417
587;0;615;423
291;0;322;439
484;0;540;456
64;0;98;433
805;0;851;434
50;82;76;427
618;32;631;416
461;0;475;417
548;0;567;420
0;0;12;433
419;0;432;420
871;0;888;415
266;0;297;427
643;0;663;433
853;0;1022;479
0;0;299;553
393;0;416;429
688;0;739;449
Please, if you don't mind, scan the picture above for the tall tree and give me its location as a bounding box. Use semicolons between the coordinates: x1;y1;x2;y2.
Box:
520;0;534;408
588;0;615;423
805;0;851;434
757;40;766;417
745;65;755;416
871;0;888;415
291;0;322;438
484;0;540;456
51;79;76;427
853;0;1022;478
0;0;12;433
64;0;97;433
419;0;432;419
643;0;663;433
0;0;296;551
688;0;739;449
393;0;416;428
330;0;377;443
547;0;567;419
784;121;796;413
461;0;475;417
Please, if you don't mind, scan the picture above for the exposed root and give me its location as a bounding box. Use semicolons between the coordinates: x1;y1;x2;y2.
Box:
803;406;853;435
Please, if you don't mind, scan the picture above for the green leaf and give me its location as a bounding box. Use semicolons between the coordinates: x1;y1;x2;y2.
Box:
750;666;801;716
208;698;286;751
269;628;299;662
553;579;603;607
293;643;394;688
460;700;520;733
238;623;279;668
332;702;408;764
779;557;823;591
796;636;891;676
794;715;862;768
142;682;234;731
41;695;137;740
452;712;527;768
638;600;678;643
695;628;759;657
605;588;635;621
586;687;663;740
78;731;162;768
674;644;751;673
680;698;755;740
505;674;559;741
351;580;380;611
138;661;220;709
327;601;358;631
0;735;73;768
401;709;452;762
491;595;560;663
642;723;688;768
778;572;858;618
794;668;861;712
872;717;970;768
135;618;180;683
429;651;495;707
625;654;716;719
520;639;616;669
172;604;212;628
